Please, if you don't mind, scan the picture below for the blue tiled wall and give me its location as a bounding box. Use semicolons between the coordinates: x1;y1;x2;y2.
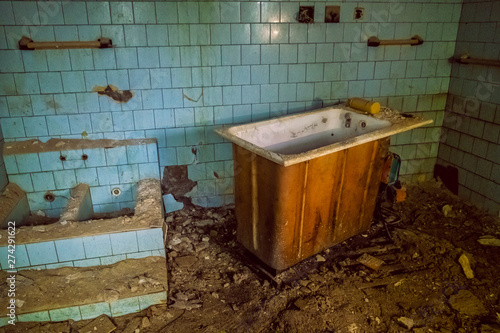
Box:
0;227;165;270
4;141;159;216
0;291;167;327
0;0;462;207
437;0;500;214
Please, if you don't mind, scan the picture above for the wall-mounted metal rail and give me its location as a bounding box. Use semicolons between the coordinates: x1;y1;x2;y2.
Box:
18;36;112;50
449;55;500;67
367;35;423;47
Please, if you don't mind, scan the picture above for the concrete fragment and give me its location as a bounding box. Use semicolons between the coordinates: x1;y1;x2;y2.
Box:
449;290;487;316
174;255;198;267
357;253;385;271
396;317;414;329
141;317;151;328
163;194;184;213
459;253;474;279
442;204;453;217
194;219;216;227
122;317;141;333
316;254;326;262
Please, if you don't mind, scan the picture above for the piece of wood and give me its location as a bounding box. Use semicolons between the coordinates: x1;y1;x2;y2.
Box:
357;253;385;271
78;315;116;333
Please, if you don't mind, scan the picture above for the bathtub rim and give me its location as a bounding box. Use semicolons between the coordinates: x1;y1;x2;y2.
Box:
216;105;433;166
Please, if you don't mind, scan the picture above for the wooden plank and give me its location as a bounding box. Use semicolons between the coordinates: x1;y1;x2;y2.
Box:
300;150;346;258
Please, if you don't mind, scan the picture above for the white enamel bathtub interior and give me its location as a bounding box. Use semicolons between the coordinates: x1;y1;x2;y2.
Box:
216;105;433;166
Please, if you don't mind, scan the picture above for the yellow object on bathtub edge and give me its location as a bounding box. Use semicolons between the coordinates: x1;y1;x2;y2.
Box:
348;97;381;114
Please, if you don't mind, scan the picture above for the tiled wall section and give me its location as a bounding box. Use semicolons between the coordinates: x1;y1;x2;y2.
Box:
0;291;167;327
3;141;159;216
437;0;500;214
0;228;165;271
0;0;462;206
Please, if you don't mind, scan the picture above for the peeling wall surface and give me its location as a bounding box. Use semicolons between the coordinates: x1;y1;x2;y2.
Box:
0;0;470;208
437;0;500;214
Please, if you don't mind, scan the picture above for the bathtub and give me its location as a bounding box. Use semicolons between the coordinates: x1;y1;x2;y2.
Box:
216;105;432;270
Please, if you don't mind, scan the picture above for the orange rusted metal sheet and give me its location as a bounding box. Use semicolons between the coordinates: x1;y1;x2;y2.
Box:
233;139;388;270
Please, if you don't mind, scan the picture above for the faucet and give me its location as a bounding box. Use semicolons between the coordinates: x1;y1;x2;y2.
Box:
344;113;351;128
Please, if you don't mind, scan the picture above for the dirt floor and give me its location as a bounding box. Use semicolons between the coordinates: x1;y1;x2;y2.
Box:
3;180;500;333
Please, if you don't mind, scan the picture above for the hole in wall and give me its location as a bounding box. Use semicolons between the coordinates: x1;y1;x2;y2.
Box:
82;154;88;160
44;193;55;202
111;187;122;197
354;7;364;20
298;6;314;23
162;165;197;206
60;155;66;161
325;6;340;23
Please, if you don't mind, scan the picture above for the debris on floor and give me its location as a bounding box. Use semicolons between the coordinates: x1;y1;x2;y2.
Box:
2;180;500;333
77;315;116;333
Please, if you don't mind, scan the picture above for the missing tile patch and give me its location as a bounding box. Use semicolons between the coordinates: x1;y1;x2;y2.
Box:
93;84;134;103
162;165;197;203
298;6;314;23
325;6;340;23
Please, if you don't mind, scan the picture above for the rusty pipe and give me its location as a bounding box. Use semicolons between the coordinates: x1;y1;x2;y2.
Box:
367;35;423;47
19;36;112;50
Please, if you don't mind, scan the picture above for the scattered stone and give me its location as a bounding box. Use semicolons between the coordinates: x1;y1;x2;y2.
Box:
103;289;120;303
442;204;453;217
168;236;182;247
122;317;142;333
478;235;500;247
357;253;385;271
316;254;326;262
195;242;209;253
170;295;202;310
233;272;251;285
397;317;414;329
78;314;116;333
174;256;198;267
202;236;210;242
449;290;487;316
347;323;359;333
15;299;25;308
209;230;218;237
141;317;151;328
294;298;308;310
36;210;46;217
459;253;474;279
194;219;216;227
